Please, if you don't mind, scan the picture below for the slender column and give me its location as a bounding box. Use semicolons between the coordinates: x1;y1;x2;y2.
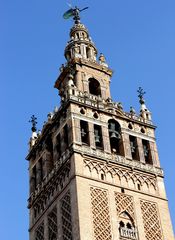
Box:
67;119;73;145
88;122;96;149
43;151;52;177
101;86;106;100
75;71;82;91
29;170;36;193
102;125;111;153
44;150;53;176
82;73;89;92
57;199;63;240
60;130;66;152
123;133;132;160
74;118;81;144
149;141;160;167
44;216;48;240
36;160;42;185
137;137;145;163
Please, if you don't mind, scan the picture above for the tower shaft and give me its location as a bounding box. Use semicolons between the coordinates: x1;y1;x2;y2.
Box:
26;16;174;240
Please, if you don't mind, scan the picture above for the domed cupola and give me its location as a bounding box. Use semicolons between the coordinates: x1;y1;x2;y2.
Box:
64;8;97;62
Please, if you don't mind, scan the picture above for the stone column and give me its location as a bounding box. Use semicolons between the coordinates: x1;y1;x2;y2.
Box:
101;86;106;99
36;160;42;185
73;118;81;144
29;170;36;193
44;150;53;176
101;125;111;153
82;73;89;92
122;132;132;160
57;199;63;240
88;122;96;149
53;134;61;161
149;141;160;167
137;137;145;163
42;150;53;178
60;129;66;153
44;215;49;240
67;119;73;145
75;71;82;90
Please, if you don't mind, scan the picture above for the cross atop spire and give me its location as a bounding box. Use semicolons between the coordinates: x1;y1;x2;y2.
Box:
137;87;152;120
29;115;37;132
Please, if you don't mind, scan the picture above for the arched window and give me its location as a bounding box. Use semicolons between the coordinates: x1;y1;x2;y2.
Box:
108;120;124;156
119;212;137;239
89;78;101;96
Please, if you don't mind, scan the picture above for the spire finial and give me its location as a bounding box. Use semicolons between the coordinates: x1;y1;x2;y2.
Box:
63;6;88;24
29;115;37;132
137;87;146;104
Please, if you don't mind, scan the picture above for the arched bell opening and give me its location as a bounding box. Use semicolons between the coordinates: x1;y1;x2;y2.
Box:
89;78;101;96
142;139;153;165
108;120;124;156
94;124;103;149
129;135;140;161
80;120;89;145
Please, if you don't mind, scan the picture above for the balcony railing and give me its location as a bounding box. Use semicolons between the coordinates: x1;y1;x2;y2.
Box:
66;86;153;125
120;227;137;239
73;144;163;176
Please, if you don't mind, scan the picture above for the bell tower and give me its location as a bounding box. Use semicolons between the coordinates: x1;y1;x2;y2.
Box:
26;7;174;240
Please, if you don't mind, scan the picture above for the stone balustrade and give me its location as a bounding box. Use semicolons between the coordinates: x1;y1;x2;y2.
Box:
120;227;137;239
73;144;163;176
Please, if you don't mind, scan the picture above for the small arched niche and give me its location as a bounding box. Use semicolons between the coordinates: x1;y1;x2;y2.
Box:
89;78;101;96
108;119;124;156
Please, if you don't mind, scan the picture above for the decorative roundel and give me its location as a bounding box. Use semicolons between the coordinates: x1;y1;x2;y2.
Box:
128;122;133;130
93;112;99;119
80;107;86;115
141;127;146;134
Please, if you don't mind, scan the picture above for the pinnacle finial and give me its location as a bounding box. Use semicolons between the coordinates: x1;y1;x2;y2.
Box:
63;6;88;24
29;115;37;132
137;87;146;104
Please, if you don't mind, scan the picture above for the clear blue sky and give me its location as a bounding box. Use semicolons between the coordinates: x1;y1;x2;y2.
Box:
1;0;175;239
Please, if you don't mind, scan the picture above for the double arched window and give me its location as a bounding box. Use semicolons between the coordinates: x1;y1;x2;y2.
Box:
119;212;137;239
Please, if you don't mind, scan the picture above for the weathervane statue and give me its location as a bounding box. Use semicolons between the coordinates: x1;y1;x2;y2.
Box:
63;5;88;24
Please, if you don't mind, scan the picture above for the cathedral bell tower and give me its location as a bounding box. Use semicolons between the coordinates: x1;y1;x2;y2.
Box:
26;7;174;240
